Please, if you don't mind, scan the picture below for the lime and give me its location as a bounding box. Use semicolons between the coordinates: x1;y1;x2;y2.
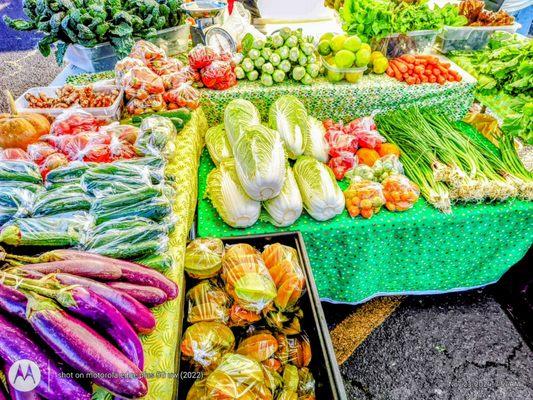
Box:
327;68;344;83
334;49;356;68
330;34;347;53
343;36;362;52
372;57;389;74
360;43;372;53
370;51;384;62
345;71;362;83
320;32;335;42
355;48;371;67
317;40;332;56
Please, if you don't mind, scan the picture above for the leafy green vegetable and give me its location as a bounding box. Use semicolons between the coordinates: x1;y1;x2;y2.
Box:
262;166;303;227
223;99;261;147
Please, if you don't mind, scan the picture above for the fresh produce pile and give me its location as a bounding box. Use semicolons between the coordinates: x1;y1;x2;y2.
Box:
458;0;514;26
116;40;201;115
317;32;389;83
450;32;532;144
205;96;345;228
235;28;321;86
188;44;237;90
182;239;316;400
3;0;185;64
24;85;120;109
376;107;532;213
66;71;116;85
386;54;462;85
340;0;467;42
0;249;178;399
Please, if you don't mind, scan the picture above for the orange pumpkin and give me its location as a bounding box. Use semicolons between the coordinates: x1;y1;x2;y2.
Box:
0;91;50;150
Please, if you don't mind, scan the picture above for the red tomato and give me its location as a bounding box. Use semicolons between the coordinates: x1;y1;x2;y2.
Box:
40;153;68;179
27;141;57;164
0;148;31;161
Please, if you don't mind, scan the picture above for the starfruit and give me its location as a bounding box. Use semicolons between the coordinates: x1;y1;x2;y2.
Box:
229;304;262;327
265;308;302;335
276;390;298;400
297;367;316;399
237;331;279;362
288;335;312;368
274;333;290;365
188;302;229;324
180;322;235;369
234;273;277;312
186;378;209;400
262;357;282;372
261;364;283;393
187;281;230;324
282;365;299;392
184;237;224;279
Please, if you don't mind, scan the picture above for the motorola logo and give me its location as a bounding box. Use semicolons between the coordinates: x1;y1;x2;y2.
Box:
8;359;41;392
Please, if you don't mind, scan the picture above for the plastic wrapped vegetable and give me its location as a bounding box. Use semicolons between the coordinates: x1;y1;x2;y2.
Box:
0;148;31;161
27;141;57;164
382;174;420;212
297;367;316;399
50;109;108;135
126;94;167;116
186;378;209;400
81;163;157;197
162;70;193;90
163;82;201;110
205;353;273;399
269;96;309;159
0;187;34;219
135;116;177;158
122;66;165;100
224;99;261;147
130;40;166;63
205;124;233;166
345;163;375;182
200;60;237;90
100;123;139;145
184;238;224;279
327;153;357;180
372;154;404;182
187;281;230;324
229;303;262;327
206;159;261;228
233;125;286;201
0;160;42;184
263;166;303;227
114;57;146;82
148;57;183;76
181;322;235;370
188;44;217;70
344;178;386;219
222;243;277;312
237;331;279;362
304;116;329;163
293;156;345;221
287;335;312;368
32;184;91;216
262;243;305;310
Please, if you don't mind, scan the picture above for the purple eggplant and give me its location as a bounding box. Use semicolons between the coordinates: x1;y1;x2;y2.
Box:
0;284;26;319
25;293;148;399
53;273;156;334
19;260;122;281
0;379;8;400
107;282;168;306
0;312;92;400
14;250;178;299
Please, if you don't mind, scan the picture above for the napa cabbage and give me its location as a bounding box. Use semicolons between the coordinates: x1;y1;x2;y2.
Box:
205;124;233;166
233;124;286;201
224;99;261;147
206;159;261;228
263;166;303;227
293;156;345;221
304;116;329;162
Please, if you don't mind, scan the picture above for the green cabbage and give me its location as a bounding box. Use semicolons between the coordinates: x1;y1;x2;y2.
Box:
304;116;329;162
224;99;261;147
206;159;261;228
205;124;233;166
263;166;303;227
233;125;286;201
293;156;345;221
268;95;309;159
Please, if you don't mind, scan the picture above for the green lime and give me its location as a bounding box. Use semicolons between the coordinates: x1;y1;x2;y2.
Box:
355;48;371;67
327;68;344;82
372;57;389;74
334;49;356;68
320;32;335;42
343;36;362;52
330;34;347;53
360;43;372;53
317;40;332;56
345;71;362;83
370;51;384;62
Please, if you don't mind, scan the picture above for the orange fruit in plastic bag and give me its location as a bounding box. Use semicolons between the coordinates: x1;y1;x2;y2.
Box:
356;148;380;166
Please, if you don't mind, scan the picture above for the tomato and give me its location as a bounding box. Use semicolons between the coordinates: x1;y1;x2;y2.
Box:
83;143;112;163
40;153;68;179
0;148;31;161
27;141;57;164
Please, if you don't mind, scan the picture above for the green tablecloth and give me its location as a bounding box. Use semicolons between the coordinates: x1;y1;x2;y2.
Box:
199;73;476;126
196;150;533;304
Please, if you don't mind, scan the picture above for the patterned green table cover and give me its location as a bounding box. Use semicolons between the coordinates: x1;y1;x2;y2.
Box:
196;150;533;304
199;74;476;126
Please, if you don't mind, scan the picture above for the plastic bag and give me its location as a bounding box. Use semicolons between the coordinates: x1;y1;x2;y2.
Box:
84;216;168;259
343;178;386;218
81;163;157;197
162;70;193;90
121;66;165;100
184;238;224;279
327;152;357;180
325;130;358;157
180;322;235;370
188;44;217;70
163;82;201;110
297;367;316;399
229;303;262;327
0;187;34;219
130;40;166;63
108;135;137;161
200;60;237;90
136;116;177;158
114;57;146;82
372;154;404;182
345;164;375;181
262;244;305;311
0;160;42;184
100;123;139;144
221;243;277;313
236;330;279;364
27;142;57;164
50;109;108;136
186;281;230;324
0;212;93;247
92;193;170;224
382;174;420;212
126;94;166;115
148;57;184;76
32;184;91;217
0;148;31;161
45;161;90;187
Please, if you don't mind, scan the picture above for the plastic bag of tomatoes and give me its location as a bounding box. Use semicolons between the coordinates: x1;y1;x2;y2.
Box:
121;66;165;100
382;174;420;212
344;177;385;219
163;82;201;110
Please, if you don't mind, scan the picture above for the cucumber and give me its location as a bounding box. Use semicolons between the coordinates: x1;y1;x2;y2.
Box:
93;196;171;225
0;187;35;209
0;206;16;227
87;225;165;250
0;161;42;184
86;163;163;184
131;109;192;126
135;253;173;272
0;181;44;193
89;239;166;260
91;217;156;236
91;187;161;215
33;185;92;217
45;162;90;187
113;156;166;170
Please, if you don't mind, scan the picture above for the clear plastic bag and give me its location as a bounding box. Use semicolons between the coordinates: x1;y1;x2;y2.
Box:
162;70;193;91
297;367;316;399
345;164;375;182
180;322;235;370
50;109;108;136
114;57;146;82
188;44;217;70
121;66;165;100
236;330;279;364
99;123;139;144
26;141;58;164
184;238;224;279
130;40;167;63
343;177;386;219
186;280;230;324
200;60;237;90
382;174;420;212
372;154;404;182
136;116;177;158
262;244;305;311
148;57;184;76
0;148;31;161
0;160;42;184
221;243;277;313
45;161;90;188
81;163;157;197
32;184;91;217
229;303;262;327
163;82;201;110
327;152;357;180
125;94;167;115
0;187;35;219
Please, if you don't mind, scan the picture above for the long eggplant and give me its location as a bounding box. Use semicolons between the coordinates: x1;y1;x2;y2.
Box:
19;260;122;281
10;250;178;299
106;282;168;306
0;283;26;319
0;312;92;400
25;294;148;399
4;365;42;400
0;379;8;400
53;274;156;334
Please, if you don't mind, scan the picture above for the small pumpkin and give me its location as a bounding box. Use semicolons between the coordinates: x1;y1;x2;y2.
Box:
0;91;50;150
